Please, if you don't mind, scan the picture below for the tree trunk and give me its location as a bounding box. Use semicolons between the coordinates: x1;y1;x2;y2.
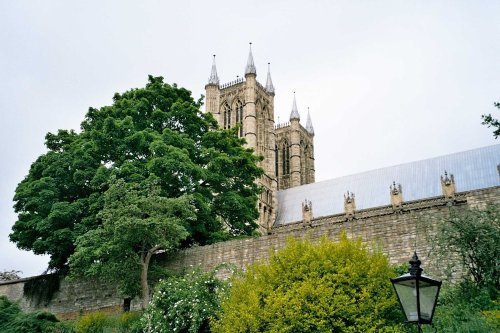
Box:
140;245;162;309
140;258;150;310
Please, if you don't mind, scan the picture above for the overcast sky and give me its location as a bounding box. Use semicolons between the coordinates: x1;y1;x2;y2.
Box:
1;1;499;277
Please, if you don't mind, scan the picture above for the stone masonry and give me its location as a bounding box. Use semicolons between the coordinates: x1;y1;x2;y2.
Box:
205;47;315;231
2;186;498;317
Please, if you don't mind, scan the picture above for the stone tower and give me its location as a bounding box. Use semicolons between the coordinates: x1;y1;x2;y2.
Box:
275;94;315;190
204;45;315;229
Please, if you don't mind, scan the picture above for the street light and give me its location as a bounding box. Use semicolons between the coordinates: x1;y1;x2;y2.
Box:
391;252;442;332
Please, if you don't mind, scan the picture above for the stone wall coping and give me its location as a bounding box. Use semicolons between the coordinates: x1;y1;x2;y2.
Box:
0;276;37;286
273;186;500;232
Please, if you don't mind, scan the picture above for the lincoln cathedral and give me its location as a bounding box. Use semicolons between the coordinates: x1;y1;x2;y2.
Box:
205;44;315;230
204;44;500;234
1;45;499;317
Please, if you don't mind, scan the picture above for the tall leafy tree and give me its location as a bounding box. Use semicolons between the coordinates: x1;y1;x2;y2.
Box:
69;177;193;308
211;234;405;333
432;204;500;293
421;203;500;332
0;270;21;281
10;76;263;271
482;101;500;139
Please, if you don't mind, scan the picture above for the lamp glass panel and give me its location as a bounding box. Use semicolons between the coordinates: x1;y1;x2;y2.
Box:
393;280;418;322
419;283;439;321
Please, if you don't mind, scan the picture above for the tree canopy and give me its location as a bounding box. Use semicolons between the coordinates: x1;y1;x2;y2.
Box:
0;270;21;281
10;76;263;271
68;176;193;308
433;203;499;293
421;203;500;332
211;234;405;333
482;101;500;139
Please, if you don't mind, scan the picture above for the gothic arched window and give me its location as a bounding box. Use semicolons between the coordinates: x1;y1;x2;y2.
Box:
282;141;290;175
235;100;243;137
286;144;290;174
222;102;231;129
275;144;278;177
301;141;306;184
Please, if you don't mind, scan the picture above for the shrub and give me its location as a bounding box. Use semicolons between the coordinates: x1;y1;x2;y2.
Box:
141;267;229;333
74;311;109;333
116;311;142;333
422;281;499;333
211;234;406;333
0;295;60;333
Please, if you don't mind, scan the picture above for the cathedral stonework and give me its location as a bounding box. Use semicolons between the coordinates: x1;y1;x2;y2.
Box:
204;45;315;231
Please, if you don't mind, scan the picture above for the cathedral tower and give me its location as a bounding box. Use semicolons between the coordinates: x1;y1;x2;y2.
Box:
275;94;315;190
205;45;315;229
205;44;278;231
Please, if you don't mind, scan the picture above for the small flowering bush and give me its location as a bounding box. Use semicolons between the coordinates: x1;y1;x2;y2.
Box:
141;267;229;333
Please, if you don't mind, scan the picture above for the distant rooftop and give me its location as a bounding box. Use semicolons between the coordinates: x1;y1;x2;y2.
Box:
276;144;500;225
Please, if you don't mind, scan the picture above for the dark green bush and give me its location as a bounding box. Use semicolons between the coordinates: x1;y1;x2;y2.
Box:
0;295;60;333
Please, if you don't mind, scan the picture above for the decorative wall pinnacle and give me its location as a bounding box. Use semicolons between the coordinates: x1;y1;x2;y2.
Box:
290;92;300;121
207;55;219;85
390;181;404;209
306;107;314;134
266;62;275;95
302;199;313;224
245;42;257;75
441;170;456;199
344;191;356;217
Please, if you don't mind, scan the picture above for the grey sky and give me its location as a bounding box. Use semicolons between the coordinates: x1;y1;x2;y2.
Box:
1;1;499;277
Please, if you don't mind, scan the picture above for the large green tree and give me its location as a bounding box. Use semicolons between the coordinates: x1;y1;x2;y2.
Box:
211;234;405;333
482;101;500;139
421;203;500;332
69;177;193;308
432;203;500;293
10;76;263;271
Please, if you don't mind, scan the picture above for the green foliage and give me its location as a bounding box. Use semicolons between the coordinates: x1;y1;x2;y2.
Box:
482;101;500;139
72;311;142;333
420;203;500;332
0;270;21;281
23;273;61;306
69;177;192;303
421;281;499;332
116;312;142;333
212;234;406;333
11;76;263;271
74;312;108;333
0;295;60;333
141;267;229;333
433;203;500;294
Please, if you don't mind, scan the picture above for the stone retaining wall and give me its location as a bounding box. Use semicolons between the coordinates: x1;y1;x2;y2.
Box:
1;186;499;317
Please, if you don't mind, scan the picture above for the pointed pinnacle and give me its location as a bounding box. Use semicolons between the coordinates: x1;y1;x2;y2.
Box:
290;92;300;121
266;62;275;94
306;107;314;134
245;42;257;75
208;54;219;85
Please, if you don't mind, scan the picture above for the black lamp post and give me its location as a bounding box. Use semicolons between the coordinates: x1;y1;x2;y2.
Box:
391;252;442;332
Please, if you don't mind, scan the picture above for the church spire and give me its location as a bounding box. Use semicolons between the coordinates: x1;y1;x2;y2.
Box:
265;62;275;95
245;42;257;75
207;55;219;85
306;107;314;134
290;92;300;121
